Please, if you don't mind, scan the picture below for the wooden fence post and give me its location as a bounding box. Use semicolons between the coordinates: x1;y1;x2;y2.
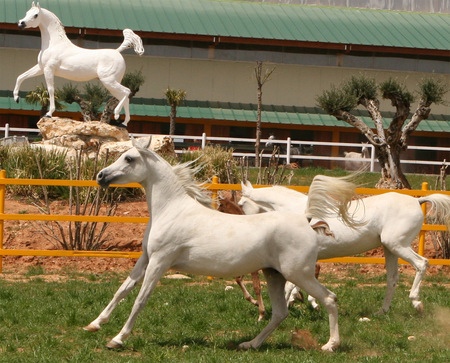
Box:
418;182;428;257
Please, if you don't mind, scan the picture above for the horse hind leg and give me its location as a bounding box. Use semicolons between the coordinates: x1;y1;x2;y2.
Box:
386;245;429;313
101;78;131;126
238;268;288;350
376;247;399;314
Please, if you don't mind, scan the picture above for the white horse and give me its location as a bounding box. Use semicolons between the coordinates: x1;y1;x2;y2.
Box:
83;138;360;352
14;3;144;127
344;145;370;171
239;181;450;314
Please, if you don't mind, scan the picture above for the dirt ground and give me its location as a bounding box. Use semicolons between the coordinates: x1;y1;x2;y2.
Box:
1;192;448;280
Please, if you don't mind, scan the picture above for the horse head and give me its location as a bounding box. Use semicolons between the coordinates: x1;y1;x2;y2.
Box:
97;137;154;188
19;2;42;29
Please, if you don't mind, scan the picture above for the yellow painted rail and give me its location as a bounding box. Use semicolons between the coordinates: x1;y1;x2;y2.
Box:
0;171;449;273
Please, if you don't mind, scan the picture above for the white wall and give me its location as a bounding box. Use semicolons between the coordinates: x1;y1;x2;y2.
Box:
2;48;449;115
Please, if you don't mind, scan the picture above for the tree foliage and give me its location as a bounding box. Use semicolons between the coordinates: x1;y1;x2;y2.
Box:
25;84;65;116
317;75;448;189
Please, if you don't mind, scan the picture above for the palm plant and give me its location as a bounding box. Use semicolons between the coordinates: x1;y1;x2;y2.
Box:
164;88;186;135
25;84;65;117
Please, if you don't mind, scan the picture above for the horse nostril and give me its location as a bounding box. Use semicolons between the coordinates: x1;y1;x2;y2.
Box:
18;21;25;29
97;172;103;179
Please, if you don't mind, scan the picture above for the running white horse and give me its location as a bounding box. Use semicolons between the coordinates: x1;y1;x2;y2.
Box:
239;181;450;314
14;3;144;127
84;138;360;352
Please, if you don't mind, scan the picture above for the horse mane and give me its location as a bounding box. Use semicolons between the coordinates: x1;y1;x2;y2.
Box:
135;145;214;208
40;7;68;40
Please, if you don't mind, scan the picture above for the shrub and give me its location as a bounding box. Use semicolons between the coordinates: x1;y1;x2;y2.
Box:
179;145;240;183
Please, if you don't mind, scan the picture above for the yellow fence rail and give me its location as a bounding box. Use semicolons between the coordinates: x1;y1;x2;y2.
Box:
0;170;449;273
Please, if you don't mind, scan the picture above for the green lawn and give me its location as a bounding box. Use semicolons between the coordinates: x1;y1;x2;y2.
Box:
0;269;448;362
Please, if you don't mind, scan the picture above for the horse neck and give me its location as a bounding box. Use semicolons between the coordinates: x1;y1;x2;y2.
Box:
141;160;195;219
39;9;71;49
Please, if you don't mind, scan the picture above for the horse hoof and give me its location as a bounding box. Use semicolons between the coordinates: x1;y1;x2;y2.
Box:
44;114;52;118
414;301;424;314
237;341;254;351
106;339;123;349
83;323;100;332
321;342;338;352
14;96;19;103
116;123;127;129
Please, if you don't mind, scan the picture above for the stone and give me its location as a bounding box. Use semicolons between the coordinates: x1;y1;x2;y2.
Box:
37;117;129;151
34;117;176;160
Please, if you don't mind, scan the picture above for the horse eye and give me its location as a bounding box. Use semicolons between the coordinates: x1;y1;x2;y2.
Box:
125;156;133;163
34;14;38;18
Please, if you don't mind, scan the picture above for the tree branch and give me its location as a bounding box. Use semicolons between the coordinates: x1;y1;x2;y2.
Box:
333;110;383;146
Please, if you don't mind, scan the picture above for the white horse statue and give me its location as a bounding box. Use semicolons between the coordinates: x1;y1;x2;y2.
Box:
83;137;361;352
239;181;450;314
14;2;144;127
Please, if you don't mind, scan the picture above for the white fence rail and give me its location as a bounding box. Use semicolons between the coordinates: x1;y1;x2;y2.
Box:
1;125;448;172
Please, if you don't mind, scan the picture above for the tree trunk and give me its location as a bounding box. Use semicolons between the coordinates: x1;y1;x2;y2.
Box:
255;86;262;168
169;105;177;135
375;144;411;189
101;97;119;124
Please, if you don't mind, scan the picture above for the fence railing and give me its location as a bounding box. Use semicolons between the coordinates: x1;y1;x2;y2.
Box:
1;125;449;172
0;170;449;273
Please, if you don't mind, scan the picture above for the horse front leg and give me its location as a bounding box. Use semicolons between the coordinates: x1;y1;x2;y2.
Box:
106;257;170;349
291;273;339;352
238;268;287;350
13;64;43;102
83;252;149;332
43;67;56;117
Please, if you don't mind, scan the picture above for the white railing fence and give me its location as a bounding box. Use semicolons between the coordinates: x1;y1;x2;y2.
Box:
1;125;448;172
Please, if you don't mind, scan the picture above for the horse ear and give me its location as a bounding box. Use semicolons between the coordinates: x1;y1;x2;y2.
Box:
241;180;253;196
132;136;152;150
32;1;35;7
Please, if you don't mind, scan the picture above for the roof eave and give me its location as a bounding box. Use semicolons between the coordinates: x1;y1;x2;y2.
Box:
2;23;448;58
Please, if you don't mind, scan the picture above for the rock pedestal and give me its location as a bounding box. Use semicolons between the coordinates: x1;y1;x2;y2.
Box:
34;117;176;159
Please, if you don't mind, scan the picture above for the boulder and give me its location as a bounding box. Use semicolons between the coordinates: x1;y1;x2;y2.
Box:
100;135;177;159
35;117;176;159
37;118;129;151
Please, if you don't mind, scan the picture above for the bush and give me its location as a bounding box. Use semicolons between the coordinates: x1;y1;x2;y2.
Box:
178;145;240;183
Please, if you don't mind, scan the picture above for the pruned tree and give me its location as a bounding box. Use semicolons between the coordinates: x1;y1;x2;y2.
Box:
25;84;65;117
101;70;145;124
317;75;448;189
254;61;275;168
164;88;186;135
59;83;109;121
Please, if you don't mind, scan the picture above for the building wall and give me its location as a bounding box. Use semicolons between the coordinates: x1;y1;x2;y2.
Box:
3;47;449;115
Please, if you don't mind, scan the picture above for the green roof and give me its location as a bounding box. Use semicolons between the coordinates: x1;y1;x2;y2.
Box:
1;93;448;133
2;0;449;52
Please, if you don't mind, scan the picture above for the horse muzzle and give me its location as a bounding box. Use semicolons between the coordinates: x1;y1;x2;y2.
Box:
96;171;111;188
18;21;27;29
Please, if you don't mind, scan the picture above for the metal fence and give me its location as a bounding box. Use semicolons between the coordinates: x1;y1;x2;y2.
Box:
1;125;449;172
0;170;448;274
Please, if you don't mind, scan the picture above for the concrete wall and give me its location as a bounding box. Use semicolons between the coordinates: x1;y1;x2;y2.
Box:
2;47;449;115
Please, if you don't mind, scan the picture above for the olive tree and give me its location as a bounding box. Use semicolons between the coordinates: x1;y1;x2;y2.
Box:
317;75;448;189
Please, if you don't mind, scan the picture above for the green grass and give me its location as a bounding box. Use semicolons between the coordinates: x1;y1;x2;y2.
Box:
0;271;448;362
